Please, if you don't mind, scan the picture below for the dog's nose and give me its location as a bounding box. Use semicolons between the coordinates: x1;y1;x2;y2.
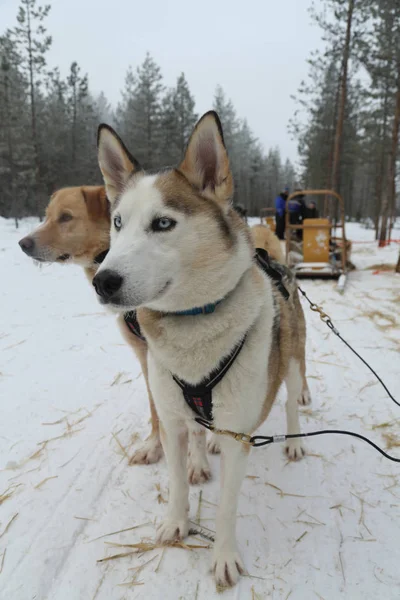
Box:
93;269;123;300
19;236;35;255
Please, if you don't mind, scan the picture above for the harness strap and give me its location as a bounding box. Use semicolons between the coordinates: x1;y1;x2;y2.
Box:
255;247;290;300
124;311;146;342
172;336;246;421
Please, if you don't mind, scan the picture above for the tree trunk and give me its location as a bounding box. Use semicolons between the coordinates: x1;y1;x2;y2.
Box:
330;0;355;198
396;251;400;273
146;89;152;167
27;2;42;218
325;73;341;216
376;69;392;243
2;64;18;227
71;81;77;169
386;65;400;244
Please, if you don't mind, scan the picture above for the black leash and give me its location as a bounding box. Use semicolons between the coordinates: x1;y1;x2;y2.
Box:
195;418;400;463
297;285;399;409
251;431;400;463
196;285;400;463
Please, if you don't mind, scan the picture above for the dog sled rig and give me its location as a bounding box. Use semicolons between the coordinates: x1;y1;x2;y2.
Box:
262;189;352;293
121;248;400;465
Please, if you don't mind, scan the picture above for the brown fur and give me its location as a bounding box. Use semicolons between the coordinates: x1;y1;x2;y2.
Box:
20;185;161;464
250;224;285;264
97;127;142;205
30;186;110;265
117;315;161;460
156;170;236;249
177;114;234;209
257;284;307;428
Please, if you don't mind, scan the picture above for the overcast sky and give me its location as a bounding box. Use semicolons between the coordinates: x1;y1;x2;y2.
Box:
1;0;323;165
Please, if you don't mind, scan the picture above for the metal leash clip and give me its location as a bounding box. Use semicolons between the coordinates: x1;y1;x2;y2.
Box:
195;418;254;446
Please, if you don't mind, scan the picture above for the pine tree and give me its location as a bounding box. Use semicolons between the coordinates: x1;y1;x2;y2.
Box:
160;88;177;164
213;85;239;154
161;73;197;164
40;67;69;192
289;0;378;220
0;33;33;221
282;158;297;192
365;0;400;243
265;148;284;205
12;0;52;215
117;53;164;168
116;66;136;144
67;62;88;170
95;91;113;124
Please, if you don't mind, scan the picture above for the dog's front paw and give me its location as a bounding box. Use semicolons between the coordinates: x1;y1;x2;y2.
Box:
156;517;189;544
213;548;245;588
207;434;221;455
285;438;305;461
129;436;163;465
298;388;311;406
187;453;211;485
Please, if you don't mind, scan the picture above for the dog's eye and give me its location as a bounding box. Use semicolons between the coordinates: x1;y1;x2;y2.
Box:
151;217;176;232
114;214;122;231
59;213;73;223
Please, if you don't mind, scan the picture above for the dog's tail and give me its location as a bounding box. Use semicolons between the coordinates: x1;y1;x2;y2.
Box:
251;224;285;264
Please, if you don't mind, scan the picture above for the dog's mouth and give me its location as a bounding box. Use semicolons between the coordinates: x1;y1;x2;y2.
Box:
30;253;70;263
103;280;172;311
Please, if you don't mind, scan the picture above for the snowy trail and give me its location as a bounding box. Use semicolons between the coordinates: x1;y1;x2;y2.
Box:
1;218;399;599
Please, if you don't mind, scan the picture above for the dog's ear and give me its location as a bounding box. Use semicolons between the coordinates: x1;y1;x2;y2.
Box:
81;186;109;220
97;124;141;205
178;111;233;208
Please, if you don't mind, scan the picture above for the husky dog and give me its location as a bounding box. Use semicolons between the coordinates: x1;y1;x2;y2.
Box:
18;190;289;480
93;112;309;587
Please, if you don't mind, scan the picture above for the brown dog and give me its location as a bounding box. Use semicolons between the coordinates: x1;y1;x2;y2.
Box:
19;186;163;466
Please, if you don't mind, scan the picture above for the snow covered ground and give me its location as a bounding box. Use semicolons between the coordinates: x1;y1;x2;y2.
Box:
1;218;399;600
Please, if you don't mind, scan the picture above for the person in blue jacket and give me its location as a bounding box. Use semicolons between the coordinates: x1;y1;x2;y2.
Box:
275;187;289;239
288;189;306;240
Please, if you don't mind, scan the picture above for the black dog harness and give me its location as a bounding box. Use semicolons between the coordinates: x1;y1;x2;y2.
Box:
121;248;290;422
172;337;246;421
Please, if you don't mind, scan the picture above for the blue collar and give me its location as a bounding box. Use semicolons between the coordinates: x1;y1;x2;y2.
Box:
172;300;222;316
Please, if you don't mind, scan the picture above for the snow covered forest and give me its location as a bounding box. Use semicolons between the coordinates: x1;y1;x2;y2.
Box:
290;0;400;243
0;0;399;233
0;0;297;221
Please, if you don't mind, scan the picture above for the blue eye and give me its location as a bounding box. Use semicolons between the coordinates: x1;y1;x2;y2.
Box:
151;217;176;232
114;214;122;231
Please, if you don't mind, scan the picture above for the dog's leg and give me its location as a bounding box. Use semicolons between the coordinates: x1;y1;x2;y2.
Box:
298;351;311;406
207;433;221;455
187;424;211;484
128;340;163;465
213;437;248;588
129;392;164;465
156;420;190;543
285;358;306;460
